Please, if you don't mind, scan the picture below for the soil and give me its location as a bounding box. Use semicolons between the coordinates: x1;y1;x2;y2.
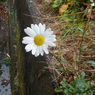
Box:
32;0;95;92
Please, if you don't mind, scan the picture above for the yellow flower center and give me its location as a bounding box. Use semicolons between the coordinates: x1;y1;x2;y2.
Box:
34;35;45;45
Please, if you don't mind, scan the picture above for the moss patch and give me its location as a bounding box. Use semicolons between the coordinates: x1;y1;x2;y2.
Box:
16;23;25;95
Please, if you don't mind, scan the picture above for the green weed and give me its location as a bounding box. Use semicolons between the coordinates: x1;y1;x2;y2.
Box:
5;55;11;65
54;72;95;95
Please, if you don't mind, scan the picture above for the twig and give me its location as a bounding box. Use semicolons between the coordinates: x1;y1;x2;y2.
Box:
23;11;85;20
0;38;7;48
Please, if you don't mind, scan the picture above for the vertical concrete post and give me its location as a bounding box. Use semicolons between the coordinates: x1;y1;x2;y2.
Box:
9;0;54;95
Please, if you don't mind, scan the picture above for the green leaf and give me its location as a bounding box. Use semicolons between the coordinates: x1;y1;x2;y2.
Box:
78;55;81;62
75;79;86;91
53;61;58;66
85;60;95;68
52;4;59;8
80;46;87;52
81;71;85;79
64;89;69;95
78;27;84;33
58;68;64;71
60;59;67;63
52;0;61;8
68;84;75;91
61;83;67;88
63;78;66;82
89;90;94;95
54;88;63;92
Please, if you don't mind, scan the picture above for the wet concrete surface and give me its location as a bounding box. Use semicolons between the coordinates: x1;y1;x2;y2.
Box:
0;7;11;95
0;63;11;95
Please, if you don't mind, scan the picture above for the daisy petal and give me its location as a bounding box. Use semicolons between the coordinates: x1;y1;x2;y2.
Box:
40;46;44;56
43;44;49;54
24;27;36;37
38;46;41;55
35;24;40;34
45;28;53;34
31;24;40;34
43;28;53;37
50;35;56;38
31;44;37;55
35;46;40;57
45;38;56;42
42;24;46;32
39;23;45;34
45;35;56;42
45;41;56;47
38;46;44;56
22;37;33;44
31;24;35;29
25;44;33;52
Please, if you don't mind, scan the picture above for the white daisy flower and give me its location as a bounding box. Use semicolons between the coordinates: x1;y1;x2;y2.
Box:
91;3;95;6
90;0;95;6
22;23;56;57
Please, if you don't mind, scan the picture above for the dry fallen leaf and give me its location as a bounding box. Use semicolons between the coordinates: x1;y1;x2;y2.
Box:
90;80;95;87
59;1;72;15
8;74;10;77
59;4;68;15
90;10;95;20
1;79;10;86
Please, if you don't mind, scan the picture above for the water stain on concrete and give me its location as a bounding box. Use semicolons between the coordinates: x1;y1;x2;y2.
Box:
0;63;11;95
0;5;11;94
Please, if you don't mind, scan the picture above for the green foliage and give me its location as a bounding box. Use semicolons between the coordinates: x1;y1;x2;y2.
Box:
54;72;95;95
53;61;58;66
52;0;89;22
85;60;95;68
51;0;95;94
80;46;87;53
52;0;62;8
5;56;11;65
78;27;84;33
53;59;67;66
52;0;73;8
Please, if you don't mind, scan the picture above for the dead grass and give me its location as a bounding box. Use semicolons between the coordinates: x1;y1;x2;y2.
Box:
33;0;95;86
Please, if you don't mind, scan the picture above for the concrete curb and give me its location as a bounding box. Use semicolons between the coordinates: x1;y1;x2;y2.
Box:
9;0;54;95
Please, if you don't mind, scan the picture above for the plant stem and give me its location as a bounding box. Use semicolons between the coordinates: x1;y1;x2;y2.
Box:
50;51;66;72
78;5;92;64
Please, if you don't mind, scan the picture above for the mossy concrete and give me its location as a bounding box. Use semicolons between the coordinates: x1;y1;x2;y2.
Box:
9;0;54;95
